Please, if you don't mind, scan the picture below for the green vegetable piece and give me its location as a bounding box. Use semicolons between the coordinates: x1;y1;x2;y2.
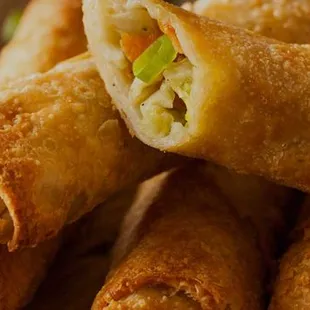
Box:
133;35;177;83
1;9;22;43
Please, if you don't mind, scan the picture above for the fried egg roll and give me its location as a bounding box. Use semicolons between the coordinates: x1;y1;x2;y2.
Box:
84;0;310;192
269;198;310;310
0;0;87;83
184;0;310;44
0;58;176;250
92;166;266;310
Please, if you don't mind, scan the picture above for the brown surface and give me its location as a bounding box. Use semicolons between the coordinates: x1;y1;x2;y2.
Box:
84;0;310;193
0;0;87;83
93;166;265;310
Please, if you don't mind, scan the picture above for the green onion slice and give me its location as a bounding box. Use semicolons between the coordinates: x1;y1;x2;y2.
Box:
133;35;177;83
1;9;22;43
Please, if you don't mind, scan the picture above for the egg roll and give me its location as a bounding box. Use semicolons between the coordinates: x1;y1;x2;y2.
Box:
269;198;310;310
92;166;265;310
0;0;87;83
184;0;310;44
0;1;91;307
0;57;176;250
84;0;310;192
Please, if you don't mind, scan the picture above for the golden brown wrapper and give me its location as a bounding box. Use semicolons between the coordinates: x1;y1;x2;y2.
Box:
0;57;175;250
184;0;310;44
0;0;87;83
269;198;310;310
0;1;91;307
92;166;265;310
84;0;310;192
202;164;296;280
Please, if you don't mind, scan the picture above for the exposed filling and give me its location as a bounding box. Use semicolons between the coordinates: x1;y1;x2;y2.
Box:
110;5;193;137
104;286;202;309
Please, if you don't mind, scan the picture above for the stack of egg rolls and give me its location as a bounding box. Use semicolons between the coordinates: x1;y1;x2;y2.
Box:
93;165;267;309
83;0;310;192
270;197;310;310
0;0;87;308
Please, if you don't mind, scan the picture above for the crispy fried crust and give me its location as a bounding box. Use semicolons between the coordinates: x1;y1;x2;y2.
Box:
186;0;310;43
0;0;87;83
84;0;310;192
0;59;172;250
270;198;310;310
92;166;265;310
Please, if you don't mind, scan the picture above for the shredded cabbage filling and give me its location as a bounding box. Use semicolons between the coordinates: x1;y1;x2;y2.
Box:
111;7;193;136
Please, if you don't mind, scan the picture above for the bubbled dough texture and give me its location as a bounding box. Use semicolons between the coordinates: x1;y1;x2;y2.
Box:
0;59;165;250
93;166;264;310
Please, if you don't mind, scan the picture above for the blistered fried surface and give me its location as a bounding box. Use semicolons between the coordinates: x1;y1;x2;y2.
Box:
93;166;264;310
0;59;167;250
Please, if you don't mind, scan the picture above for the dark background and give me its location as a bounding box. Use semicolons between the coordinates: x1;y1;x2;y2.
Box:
0;0;29;47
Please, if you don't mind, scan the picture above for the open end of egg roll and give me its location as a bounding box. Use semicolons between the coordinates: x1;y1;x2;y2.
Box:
83;0;208;148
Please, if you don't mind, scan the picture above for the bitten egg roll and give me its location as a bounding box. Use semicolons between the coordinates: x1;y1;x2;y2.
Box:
84;0;310;192
0;58;176;250
184;0;310;44
92;166;265;310
0;0;87;83
269;198;310;310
